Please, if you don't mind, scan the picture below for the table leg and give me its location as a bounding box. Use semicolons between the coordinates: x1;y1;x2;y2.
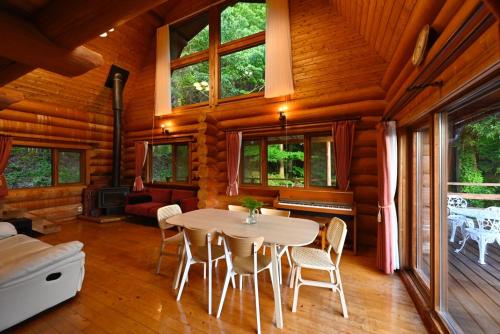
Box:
270;244;283;328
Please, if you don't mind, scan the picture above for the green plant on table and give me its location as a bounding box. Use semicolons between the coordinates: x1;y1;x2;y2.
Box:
241;197;263;212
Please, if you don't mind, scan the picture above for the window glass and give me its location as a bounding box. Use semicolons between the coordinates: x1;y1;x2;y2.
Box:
220;44;265;99
221;2;266;44
152;144;173;182
310;136;336;187
267;136;304;187
5;147;52;188
171;61;209;107
170;13;209;59
175;144;189;182
444;111;499;333
242;140;261;184
58;151;82;184
413;128;431;284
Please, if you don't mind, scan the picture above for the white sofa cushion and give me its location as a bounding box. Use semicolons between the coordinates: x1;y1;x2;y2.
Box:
0;235;83;287
0;222;17;240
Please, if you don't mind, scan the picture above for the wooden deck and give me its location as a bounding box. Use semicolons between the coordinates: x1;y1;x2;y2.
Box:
448;236;500;333
6;219;425;334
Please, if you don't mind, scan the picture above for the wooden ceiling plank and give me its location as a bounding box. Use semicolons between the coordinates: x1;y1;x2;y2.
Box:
374;0;395;53
379;0;405;62
0;10;103;78
0;87;24;110
35;0;170;49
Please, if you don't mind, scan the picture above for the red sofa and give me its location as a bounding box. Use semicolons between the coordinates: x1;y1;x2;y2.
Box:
125;187;198;219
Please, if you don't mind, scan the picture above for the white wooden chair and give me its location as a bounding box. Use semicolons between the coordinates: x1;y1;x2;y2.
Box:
260;208;292;284
228;204;249;213
217;232;272;334
156;204;184;289
447;195;468;242
290;217;348;318
176;226;226;315
455;206;500;264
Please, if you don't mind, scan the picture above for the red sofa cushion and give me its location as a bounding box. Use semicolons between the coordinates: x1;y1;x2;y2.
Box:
171;189;196;204
125;202;163;218
148;188;172;204
179;197;199;212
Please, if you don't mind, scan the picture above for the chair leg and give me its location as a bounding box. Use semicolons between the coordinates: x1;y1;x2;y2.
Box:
278;257;283;285
173;245;185;290
292;267;301;312
156;241;165;274
217;271;232;318
285;248;292;268
203;262;207;280
455;235;470;253
328;270;336;292
450;221;457;242
289;264;296;288
478;237;487;265
177;260;191;301
262;246;266;255
239;274;243;290
208;261;212;315
335;269;348;318
231;274;236;289
254;271;261;334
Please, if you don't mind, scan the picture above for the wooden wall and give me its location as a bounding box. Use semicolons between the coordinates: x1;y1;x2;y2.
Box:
1;14;158;221
123;0;388;247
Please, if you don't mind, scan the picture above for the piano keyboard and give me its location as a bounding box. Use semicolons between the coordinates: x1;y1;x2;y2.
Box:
277;199;352;211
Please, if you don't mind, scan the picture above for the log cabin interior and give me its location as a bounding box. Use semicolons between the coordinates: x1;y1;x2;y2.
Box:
0;0;498;333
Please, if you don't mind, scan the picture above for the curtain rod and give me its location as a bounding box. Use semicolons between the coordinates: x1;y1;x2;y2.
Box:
225;117;361;133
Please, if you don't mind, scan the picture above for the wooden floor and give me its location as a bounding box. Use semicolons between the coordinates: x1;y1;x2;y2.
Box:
7;220;426;334
448;236;500;334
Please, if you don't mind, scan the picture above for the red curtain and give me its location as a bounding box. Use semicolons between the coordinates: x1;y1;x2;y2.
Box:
226;131;242;196
376;121;399;274
133;141;148;192
0;136;12;198
332;121;356;191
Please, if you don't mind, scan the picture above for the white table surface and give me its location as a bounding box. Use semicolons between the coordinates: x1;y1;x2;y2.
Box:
166;208;320;329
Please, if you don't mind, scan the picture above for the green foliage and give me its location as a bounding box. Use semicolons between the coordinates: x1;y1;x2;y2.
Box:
171;2;266;106
5;147;52;188
241;197;263;211
456;114;499;207
267;142;304;187
152;144;173;182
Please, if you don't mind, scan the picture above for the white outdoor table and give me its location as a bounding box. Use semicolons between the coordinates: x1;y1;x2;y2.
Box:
449;207;486;218
166;208;319;329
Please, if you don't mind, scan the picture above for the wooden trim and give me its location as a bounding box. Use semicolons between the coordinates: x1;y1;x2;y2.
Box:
170;50;209;70
209;7;220;107
218;31;265;55
217;91;264;104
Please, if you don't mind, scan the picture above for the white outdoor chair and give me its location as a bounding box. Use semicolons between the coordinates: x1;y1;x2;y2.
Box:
156;204;184;289
260;208;292;284
217;232;272;334
176;226;226;315
455;206;500;265
447;195;468;242
228;204;249;213
290;217;348;318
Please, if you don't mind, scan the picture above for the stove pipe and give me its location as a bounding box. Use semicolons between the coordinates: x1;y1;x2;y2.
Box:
111;72;123;187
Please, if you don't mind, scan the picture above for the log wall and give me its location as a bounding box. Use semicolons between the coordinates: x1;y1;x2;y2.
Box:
123;0;388;247
1;14;156;220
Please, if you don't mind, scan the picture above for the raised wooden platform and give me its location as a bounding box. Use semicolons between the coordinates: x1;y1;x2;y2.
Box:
7;219;426;333
78;214;129;224
448;236;500;333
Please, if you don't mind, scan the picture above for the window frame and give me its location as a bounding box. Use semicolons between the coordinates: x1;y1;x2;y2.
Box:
6;145;86;190
148;141;192;185
239;133;338;190
169;2;266;110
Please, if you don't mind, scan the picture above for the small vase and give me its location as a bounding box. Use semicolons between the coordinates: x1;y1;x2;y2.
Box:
246;208;258;224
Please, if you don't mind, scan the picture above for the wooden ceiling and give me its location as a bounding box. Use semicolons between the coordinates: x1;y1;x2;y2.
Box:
332;0;418;63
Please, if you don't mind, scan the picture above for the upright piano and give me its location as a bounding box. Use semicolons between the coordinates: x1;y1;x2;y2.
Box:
273;188;357;254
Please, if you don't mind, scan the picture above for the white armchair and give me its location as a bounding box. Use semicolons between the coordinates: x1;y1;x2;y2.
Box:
447;195;468;242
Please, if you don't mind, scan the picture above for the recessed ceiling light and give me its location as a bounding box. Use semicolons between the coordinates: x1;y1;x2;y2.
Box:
99;32;108;38
108;28;115;32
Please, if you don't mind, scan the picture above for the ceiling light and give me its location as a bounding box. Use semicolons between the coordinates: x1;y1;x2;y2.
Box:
99;32;108;38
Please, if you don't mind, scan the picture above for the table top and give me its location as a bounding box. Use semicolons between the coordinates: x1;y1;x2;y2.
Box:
167;208;319;247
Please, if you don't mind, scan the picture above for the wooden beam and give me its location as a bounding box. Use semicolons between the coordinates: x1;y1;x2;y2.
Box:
484;0;500;19
0;87;24;110
35;0;171;49
0;10;103;77
381;0;445;90
0;62;33;87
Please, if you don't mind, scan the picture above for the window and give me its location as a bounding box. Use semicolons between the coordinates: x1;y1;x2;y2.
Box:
220;45;265;99
220;2;266;44
5;146;84;189
310;136;336;187
58;151;82;184
151;143;190;183
242;140;261;184
168;1;266;108
267;136;304;187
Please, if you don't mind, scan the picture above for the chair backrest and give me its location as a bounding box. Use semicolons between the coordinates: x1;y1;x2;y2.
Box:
260;208;291;217
184;226;216;247
478;208;500;232
157;204;182;230
222;232;264;258
228;205;249;213
447;195;467;208
326;217;348;267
